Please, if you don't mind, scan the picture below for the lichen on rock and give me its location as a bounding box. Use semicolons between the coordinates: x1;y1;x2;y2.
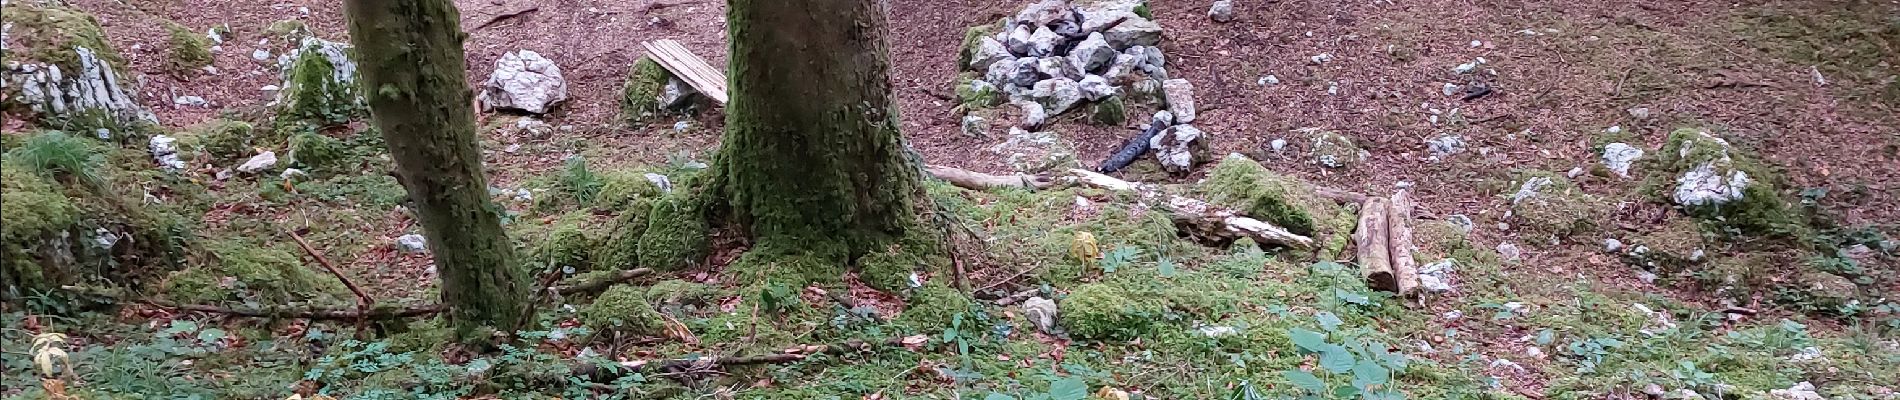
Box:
1306;130;1365;169
1506;170;1603;240
1657;128;1791;234
1;2;155;130
277;37;363;125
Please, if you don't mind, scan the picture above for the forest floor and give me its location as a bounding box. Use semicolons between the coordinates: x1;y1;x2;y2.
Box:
3;0;1898;398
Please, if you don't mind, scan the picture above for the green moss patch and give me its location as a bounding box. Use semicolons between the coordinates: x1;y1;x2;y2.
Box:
287;131;346;171
1198;155;1354;256
160;241;343;305
579;284;663;335
279;40;363;126
1506;170;1604;240
1656;128;1795;236
179;119;254;164
619;58;671;122
636;192;711;271
164;23;213;74
0;3;125;73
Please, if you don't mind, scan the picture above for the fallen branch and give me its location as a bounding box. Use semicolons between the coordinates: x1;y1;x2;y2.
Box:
151;300;445;321
1354;197;1397;292
1386;190;1420;297
551;268;655;295
289;230;374;335
571;335;928;381
926;165;1052;190
474;6;539;30
1067;169;1315;249
1314;186;1368;205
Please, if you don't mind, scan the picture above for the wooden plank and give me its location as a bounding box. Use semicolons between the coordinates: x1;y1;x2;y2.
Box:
640;40;729;104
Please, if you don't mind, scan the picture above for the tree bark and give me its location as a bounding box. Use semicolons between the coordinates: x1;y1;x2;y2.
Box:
1387;190;1419;297
342;0;527;339
1354;197;1396;292
712;0;923;258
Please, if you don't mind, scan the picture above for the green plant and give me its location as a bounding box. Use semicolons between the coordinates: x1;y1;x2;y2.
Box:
1564;336;1625;373
558;156;603;204
1100;245;1141;273
1280;327;1409;399
5;131;105;186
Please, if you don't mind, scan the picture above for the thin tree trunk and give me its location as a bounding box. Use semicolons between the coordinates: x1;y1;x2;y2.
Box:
713;0;922;258
342;0;527;339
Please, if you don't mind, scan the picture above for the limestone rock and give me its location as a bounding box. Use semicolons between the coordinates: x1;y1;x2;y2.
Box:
1674;163;1750;207
7;48;156;127
1028;77;1084;115
1015;100;1048;129
1035;56;1081;81
1068;32;1116;73
149;135;185;171
1309;130;1365;169
658;76;700;110
985;58;1022;86
396;234;429;254
1077;0;1163;50
277;37;362;122
1427;135;1465;161
236;151;279;174
961;114;990;138
970;36;1014;71
477;50;569;114
991;127;1076;173
1102;53;1142;83
1006;24;1036;56
1078;74;1119;101
1023;296;1059;334
1150;124;1209;174
1209;0;1235;22
1027;26;1064;57
1015;0;1076;27
1601;142;1644;178
1161;79;1196;123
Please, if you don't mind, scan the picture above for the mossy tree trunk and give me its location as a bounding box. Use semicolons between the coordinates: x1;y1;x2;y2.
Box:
712;0;926;269
342;0;527;339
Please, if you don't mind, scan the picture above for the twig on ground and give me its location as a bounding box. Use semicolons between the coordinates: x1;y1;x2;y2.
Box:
288;230;373;335
474;6;539;30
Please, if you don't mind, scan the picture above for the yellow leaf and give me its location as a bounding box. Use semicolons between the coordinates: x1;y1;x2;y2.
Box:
1094;386;1130;400
1070;232;1101;261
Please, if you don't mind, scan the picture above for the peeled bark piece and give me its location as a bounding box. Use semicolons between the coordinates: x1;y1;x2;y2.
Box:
1387;190;1420;296
926;165;1053;190
1355;197;1397;292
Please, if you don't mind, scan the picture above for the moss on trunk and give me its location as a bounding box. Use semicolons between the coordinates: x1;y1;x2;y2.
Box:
709;0;930;285
342;0;527;339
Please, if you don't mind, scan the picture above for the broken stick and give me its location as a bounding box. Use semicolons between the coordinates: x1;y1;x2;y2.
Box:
1387;190;1420;296
925;165;1052;190
1066;169;1315;249
1355;197;1397;292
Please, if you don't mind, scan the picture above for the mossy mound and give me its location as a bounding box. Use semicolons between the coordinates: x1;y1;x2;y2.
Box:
955;73;1003;110
646;279;718;306
1063;282;1164;341
0;2;125;73
593;209;649;272
1656;128;1793;236
278;39;363;126
287;131;346;171
163;23;213;74
1198;155;1354;256
1307;130;1364;169
636;191;711;271
854;227;948;292
160;241;343;305
619;58;671;122
579;285;663;335
1090;96;1127;126
178;119;255;164
957;20;1004;69
1506;170;1604;240
0;165;82;294
2;134;197;304
894;283;973;330
1621;217;1707;271
593;169;666;211
532;221;594;273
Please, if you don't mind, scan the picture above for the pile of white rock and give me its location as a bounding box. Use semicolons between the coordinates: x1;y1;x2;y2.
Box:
960;0;1196;130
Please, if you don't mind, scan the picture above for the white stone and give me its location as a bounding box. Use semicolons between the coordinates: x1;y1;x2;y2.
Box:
1016;100;1048;129
1497;242;1522;261
149;135;185;171
1601;143;1644;178
961;114;989;137
396;234;429;254
1005;24;1036;56
1023;296;1059;334
7;47;157;125
281;168;308;180
970;37;1014;71
1768;382;1824;400
1162;79;1196;123
1069;33;1117;73
1511;176;1554;205
1077;74;1118;101
1310;53;1333;64
1035;57;1080;81
477;50;569;114
644;173;673;193
1077;3;1162;50
1443;82;1460;96
1028;78;1084;115
1150;124;1209;174
236;151;278;174
1673;163;1750;206
1604;238;1623;253
985;58;1021;86
1260;75;1280;85
1270;138;1288;152
1209;0;1235;22
1152;110;1175;127
251;49;271;61
658;76;699;110
1027;26;1063;57
991;127;1074;173
173;95;208;107
1426;135;1465;161
1419;259;1455;292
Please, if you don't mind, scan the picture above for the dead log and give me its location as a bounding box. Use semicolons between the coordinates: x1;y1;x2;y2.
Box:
1066;169;1314;249
570;335;929;382
1354;197;1397;292
925;165;1053;190
1386;190;1420;296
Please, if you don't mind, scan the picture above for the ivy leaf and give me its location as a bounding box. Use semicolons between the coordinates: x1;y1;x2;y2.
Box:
1334;288;1370;305
1535;329;1554;346
1157;257;1178;278
1316;312;1344;332
1352;360;1390;387
1280;370;1327;393
1289;328;1329;353
1049;377;1088;400
196;328;227;344
986;393;1018;400
1331;385;1361;399
1319;347;1356;373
